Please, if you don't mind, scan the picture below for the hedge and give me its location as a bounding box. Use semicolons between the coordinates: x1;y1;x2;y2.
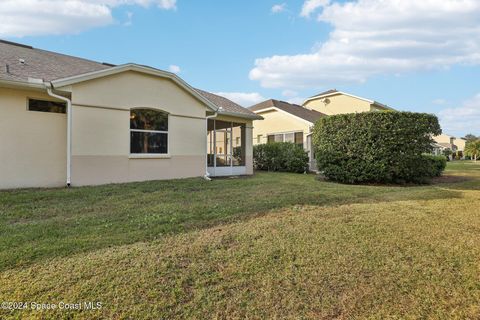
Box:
253;142;309;173
312;111;443;184
422;154;447;177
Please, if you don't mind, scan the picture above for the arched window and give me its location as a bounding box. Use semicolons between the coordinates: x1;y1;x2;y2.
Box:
130;109;168;154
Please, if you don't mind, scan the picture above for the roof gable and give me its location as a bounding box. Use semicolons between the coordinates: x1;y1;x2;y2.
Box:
51;64;219;112
303;89;393;111
249;99;325;123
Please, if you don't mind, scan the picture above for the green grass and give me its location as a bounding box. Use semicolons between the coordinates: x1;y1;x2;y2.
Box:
1;161;479;319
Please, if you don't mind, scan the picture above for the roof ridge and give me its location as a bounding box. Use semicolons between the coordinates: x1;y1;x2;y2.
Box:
1;39;114;68
35;47;111;67
0;39;33;49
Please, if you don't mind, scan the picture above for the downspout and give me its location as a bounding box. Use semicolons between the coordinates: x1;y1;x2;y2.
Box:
204;111;218;180
47;86;72;187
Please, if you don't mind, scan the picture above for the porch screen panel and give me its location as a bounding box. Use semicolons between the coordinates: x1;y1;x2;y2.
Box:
232;123;246;166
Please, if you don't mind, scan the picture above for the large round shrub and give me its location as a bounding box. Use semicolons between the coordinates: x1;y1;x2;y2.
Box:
312;112;443;184
254;142;309;173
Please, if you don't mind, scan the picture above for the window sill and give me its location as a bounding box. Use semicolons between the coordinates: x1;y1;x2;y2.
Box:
129;154;171;159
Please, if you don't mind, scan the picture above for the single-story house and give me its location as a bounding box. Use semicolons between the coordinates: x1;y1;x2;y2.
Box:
0;40;262;189
249;91;395;170
248;99;326;170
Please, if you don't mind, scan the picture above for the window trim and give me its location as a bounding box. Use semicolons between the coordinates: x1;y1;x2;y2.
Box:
267;130;304;146
129;108;170;157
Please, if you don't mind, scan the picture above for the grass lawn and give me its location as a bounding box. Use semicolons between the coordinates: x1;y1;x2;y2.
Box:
1;161;479;319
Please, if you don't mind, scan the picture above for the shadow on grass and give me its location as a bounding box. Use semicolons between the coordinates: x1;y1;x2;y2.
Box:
0;170;476;272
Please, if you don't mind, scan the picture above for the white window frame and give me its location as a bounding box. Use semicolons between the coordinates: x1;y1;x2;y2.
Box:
267;131;304;144
129;109;170;157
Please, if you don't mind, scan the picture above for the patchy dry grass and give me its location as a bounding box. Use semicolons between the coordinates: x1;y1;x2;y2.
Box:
0;161;479;319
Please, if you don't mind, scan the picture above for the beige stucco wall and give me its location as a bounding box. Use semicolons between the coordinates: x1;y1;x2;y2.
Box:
454;138;466;152
70;71;206;118
251;109;312;146
68;71;211;186
434;134;454;144
303;94;372;115
0;87;66;189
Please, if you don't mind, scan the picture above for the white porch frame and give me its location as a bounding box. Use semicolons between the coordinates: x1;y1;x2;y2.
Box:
207;119;247;177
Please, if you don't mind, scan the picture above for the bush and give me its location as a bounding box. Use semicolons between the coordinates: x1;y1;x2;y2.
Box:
411;155;447;180
312;112;443;184
254;142;309;173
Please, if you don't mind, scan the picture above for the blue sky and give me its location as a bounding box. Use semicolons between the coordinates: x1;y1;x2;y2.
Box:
1;0;479;137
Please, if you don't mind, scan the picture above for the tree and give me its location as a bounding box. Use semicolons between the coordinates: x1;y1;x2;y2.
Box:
465;140;480;161
463;134;478;142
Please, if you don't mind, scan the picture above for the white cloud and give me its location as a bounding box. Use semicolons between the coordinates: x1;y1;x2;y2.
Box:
300;0;329;18
439;94;480;136
214;92;266;107
0;0;177;37
271;3;286;14
168;64;181;73
251;0;480;89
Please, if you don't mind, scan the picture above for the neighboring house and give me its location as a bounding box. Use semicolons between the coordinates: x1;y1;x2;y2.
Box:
432;134;467;158
303;89;393;115
454;138;467;152
434;134;457;151
0;40;262;189
248;99;325;170
249;91;394;171
432;143;456;158
432;143;449;156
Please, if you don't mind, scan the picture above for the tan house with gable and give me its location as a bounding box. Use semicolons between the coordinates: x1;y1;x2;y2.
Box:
303;89;393;115
249;99;325;169
432;133;467;158
0;40;261;189
249;90;394;170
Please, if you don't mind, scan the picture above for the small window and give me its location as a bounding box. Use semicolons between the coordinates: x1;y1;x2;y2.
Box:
28;99;66;114
267;131;304;147
256;135;262;144
130;109;168;154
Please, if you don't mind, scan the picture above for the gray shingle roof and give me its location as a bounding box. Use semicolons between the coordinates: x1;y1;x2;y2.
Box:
195;89;263;120
249;99;326;123
308;89;338;99
0;40;260;120
0;40;110;82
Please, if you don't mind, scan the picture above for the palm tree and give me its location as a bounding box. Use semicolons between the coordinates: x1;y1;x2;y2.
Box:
465;139;480;161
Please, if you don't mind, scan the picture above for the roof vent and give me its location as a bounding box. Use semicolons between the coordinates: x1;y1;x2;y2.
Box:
5;64;10;74
19;58;25;65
